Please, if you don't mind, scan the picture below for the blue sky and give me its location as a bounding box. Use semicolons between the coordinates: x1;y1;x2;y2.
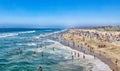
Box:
0;0;120;28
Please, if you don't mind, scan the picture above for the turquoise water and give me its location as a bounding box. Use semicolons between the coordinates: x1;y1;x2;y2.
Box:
0;28;85;71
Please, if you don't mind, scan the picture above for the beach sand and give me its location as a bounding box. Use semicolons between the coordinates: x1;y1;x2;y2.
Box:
46;39;112;71
61;29;120;71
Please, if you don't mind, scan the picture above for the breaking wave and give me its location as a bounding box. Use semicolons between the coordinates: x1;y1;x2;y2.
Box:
0;30;36;38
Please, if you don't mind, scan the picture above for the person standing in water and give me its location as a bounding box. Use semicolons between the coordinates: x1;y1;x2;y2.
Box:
78;53;80;58
16;48;22;55
53;47;55;51
83;54;85;59
19;49;22;55
32;51;36;56
74;51;76;56
41;52;44;57
72;55;74;60
38;66;42;71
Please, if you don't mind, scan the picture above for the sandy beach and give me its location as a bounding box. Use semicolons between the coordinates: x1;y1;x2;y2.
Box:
61;28;120;71
44;39;112;71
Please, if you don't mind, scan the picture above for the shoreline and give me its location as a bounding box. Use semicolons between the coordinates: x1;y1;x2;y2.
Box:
60;39;116;71
46;39;112;71
49;29;120;71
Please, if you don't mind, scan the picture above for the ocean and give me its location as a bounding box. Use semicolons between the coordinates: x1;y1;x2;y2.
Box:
0;28;111;71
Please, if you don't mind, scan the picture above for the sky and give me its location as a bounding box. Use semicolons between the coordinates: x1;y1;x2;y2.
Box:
0;0;120;28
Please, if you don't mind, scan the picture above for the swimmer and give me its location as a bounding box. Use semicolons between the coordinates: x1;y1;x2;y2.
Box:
19;50;22;54
41;52;44;57
33;51;36;54
16;48;22;55
18;48;20;50
72;55;74;60
53;47;55;51
38;66;42;71
16;50;19;55
32;51;36;56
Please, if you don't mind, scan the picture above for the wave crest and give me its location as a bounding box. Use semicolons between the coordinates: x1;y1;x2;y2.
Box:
0;30;36;38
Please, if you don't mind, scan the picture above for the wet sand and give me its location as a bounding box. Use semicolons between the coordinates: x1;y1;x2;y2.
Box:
60;39;119;71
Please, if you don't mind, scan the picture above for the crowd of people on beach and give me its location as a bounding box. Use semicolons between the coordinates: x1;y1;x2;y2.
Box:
70;29;120;42
61;29;120;71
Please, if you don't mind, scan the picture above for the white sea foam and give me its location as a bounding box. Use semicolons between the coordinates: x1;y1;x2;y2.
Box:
0;30;36;38
92;59;112;71
18;30;35;34
54;40;112;71
0;33;18;38
34;29;67;38
26;39;112;71
26;43;36;46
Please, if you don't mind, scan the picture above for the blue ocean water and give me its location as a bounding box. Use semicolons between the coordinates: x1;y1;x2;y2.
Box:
0;28;86;71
